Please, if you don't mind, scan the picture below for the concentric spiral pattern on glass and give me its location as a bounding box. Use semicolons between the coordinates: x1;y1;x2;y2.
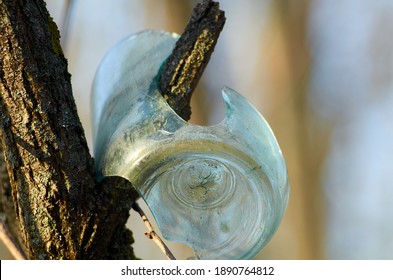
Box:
170;158;235;209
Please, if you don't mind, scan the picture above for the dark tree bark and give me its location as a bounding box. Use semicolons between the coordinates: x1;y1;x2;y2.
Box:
0;0;224;259
159;0;225;121
0;0;138;260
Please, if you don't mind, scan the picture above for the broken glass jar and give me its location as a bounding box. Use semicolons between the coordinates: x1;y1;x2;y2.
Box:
91;30;289;259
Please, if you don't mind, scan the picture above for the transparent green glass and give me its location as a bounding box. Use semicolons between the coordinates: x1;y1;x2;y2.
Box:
91;30;289;259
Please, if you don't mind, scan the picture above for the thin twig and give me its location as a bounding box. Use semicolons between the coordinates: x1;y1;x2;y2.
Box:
0;218;26;260
132;202;176;260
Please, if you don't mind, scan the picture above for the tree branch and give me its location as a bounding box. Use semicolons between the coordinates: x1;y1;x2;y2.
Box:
0;218;26;260
132;202;176;260
159;0;225;121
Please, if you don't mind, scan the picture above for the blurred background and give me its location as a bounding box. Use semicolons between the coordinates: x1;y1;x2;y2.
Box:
2;0;393;259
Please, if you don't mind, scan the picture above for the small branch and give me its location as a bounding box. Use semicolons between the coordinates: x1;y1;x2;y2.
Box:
158;0;226;121
0;218;26;260
132;202;176;260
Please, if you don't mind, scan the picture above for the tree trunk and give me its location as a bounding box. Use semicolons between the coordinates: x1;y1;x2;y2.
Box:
0;0;138;259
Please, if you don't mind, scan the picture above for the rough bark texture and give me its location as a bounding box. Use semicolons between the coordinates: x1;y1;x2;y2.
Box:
0;0;224;259
0;0;138;259
159;0;225;121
